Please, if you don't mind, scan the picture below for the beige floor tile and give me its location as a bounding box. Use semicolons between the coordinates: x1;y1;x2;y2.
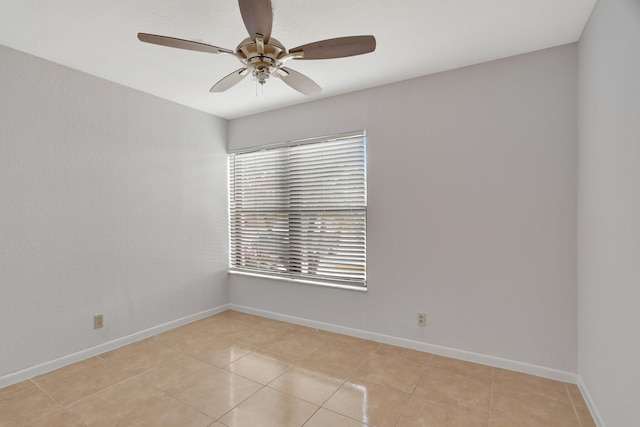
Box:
490;389;580;427
429;355;493;380
219;387;318;427
226;352;292;384
373;344;432;367
227;322;291;346
0;379;35;400
576;406;597;427
205;317;249;332
6;311;587;427
68;378;164;427
23;409;84;426
258;331;327;362
184;338;254;367
396;397;489;427
178;316;241;336
269;366;345;405
180;331;239;357
256;316;298;331
329;335;381;354
33;356;130;405
117;395;213;427
492;368;570;402
173;369;262;418
179;317;240;340
140;355;223;394
304;408;370;426
414;368;491;415
152;327;212;352
324;379;411;427
299;341;375;377
0;383;61;426
355;353;424;393
297;357;355;380
99;338;180;375
567;383;588;407
286;324;340;342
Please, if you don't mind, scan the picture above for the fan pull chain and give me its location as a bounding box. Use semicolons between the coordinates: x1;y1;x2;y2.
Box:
254;79;265;97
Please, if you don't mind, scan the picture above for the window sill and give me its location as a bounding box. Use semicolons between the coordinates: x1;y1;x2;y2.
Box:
228;269;368;292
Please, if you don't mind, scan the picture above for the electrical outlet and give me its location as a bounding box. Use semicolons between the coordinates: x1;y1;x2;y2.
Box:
94;314;104;329
417;312;426;327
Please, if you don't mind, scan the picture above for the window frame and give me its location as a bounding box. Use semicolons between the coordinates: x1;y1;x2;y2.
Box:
228;131;367;291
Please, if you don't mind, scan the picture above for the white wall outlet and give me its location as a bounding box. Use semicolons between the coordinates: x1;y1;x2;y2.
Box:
417;312;426;326
94;314;104;329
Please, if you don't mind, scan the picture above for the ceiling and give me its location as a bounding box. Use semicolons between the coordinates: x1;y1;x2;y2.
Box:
0;0;596;120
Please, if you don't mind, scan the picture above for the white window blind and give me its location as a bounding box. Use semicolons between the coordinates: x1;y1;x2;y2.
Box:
229;131;367;288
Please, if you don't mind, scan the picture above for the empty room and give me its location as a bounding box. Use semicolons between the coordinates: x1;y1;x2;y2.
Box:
0;1;637;426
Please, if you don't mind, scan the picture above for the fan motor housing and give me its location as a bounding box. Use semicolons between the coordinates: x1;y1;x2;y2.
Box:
236;37;286;84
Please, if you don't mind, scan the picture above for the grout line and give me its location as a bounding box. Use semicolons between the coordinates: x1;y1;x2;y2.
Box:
211;382;267;423
392;369;425;427
20;380;73;425
566;383;584;427
488;367;494;426
135;373;216;422
300;406;323;426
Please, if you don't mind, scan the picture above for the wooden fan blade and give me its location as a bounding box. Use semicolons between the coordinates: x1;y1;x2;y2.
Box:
238;0;272;42
278;67;322;96
138;33;233;54
289;35;376;60
210;68;248;92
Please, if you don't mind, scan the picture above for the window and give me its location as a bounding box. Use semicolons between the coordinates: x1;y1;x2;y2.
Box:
229;131;367;289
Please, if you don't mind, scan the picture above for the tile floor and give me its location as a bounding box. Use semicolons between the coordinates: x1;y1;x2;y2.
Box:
0;310;596;427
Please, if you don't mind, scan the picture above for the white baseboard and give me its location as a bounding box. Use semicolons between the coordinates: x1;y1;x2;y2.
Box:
3;302;603;425
0;304;229;389
229;303;578;384
1;302;579;390
577;376;606;427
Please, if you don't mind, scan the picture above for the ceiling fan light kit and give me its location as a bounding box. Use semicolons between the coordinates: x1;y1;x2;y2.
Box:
137;0;376;96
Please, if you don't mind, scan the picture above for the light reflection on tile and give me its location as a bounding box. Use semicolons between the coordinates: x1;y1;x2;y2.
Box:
304;408;370;427
219;387;318;427
355;353;424;393
173;369;261;418
269;366;346;405
226;351;292;384
324;379;411;427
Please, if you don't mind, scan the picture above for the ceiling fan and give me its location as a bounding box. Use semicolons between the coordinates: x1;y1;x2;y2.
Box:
137;0;376;96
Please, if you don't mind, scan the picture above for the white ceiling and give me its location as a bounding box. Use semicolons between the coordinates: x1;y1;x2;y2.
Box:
0;0;596;119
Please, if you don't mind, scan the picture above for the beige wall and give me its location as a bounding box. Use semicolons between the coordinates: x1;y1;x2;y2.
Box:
229;44;579;374
0;45;229;379
578;0;640;425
